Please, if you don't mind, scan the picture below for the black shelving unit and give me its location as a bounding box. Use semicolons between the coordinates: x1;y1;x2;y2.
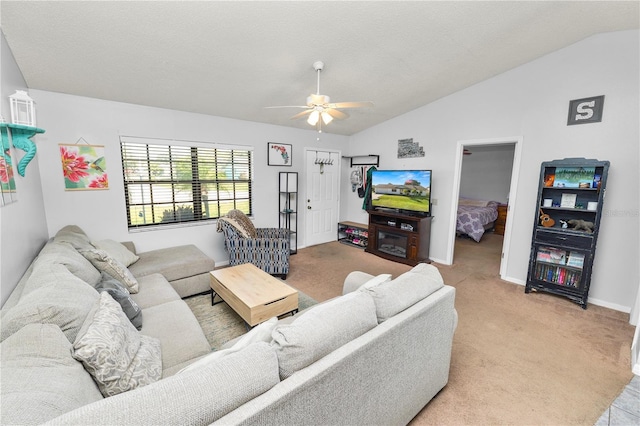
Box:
279;172;297;254
525;158;609;309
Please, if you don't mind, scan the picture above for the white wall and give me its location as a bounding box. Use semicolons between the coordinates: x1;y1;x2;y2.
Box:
460;147;515;204
0;32;49;306
343;30;640;312
30;90;348;267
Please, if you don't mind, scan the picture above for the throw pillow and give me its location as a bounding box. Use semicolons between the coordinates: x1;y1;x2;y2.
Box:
73;292;162;397
80;248;139;293
218;217;252;238
91;239;140;267
226;209;257;238
0;263;99;343
271;291;377;380
94;272;143;330
1;324;103;425
362;262;444;323
178;317;278;374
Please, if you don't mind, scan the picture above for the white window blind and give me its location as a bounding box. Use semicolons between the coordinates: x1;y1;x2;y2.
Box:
120;137;252;229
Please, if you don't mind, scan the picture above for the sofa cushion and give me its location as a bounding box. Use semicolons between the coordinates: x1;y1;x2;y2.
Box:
127;244;215;283
271;291;377;379
91;239;140;267
0;324;103;426
361;262;444;323
45;342;280;425
38;241;101;286
0;263;99;343
80;248;139;293
129;273;181;309
73;292;162;397
95;272;143;330
179;317;278;374
138;300;212;371
53;224;94;251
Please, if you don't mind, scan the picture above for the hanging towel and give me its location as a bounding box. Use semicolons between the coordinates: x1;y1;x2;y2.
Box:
361;166;377;210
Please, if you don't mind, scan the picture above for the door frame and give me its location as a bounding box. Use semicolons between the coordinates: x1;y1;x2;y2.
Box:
446;136;523;278
303;147;342;248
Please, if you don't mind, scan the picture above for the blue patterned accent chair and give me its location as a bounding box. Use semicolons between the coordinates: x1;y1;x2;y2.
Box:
216;209;290;278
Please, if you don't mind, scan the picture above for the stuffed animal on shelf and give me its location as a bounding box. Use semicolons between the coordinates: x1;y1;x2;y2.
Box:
567;219;595;233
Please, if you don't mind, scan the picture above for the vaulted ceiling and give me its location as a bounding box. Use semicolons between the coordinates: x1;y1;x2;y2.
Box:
2;1;638;135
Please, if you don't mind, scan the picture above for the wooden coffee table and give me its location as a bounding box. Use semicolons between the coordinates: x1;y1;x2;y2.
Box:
210;263;298;327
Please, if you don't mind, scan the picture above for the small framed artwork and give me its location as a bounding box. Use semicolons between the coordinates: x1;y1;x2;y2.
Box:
567;95;604;125
59;143;109;190
560;193;577;209
268;143;292;166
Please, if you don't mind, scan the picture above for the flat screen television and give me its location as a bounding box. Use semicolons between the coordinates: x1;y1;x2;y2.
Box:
370;169;432;216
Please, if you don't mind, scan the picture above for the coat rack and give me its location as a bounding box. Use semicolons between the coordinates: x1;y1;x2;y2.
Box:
314;151;334;174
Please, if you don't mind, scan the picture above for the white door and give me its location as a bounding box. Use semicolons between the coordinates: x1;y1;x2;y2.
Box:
305;149;340;247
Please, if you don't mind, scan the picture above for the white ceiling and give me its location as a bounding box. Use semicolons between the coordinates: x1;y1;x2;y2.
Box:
1;1;638;136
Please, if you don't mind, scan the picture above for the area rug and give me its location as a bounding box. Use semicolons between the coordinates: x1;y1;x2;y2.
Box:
184;290;317;350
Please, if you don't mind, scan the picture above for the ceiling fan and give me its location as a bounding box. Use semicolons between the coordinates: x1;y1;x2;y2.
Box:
266;61;373;132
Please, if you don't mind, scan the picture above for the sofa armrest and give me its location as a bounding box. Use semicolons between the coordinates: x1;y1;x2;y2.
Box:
342;271;375;295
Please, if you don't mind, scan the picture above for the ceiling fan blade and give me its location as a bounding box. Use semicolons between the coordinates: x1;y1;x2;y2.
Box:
329;101;374;109
290;110;313;120
325;108;349;120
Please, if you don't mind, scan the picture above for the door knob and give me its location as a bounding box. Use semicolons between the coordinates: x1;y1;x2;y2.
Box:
308;206;311;209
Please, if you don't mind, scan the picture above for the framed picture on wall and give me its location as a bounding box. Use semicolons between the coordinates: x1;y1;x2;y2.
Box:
59;143;109;190
567;95;604;125
268;143;292;166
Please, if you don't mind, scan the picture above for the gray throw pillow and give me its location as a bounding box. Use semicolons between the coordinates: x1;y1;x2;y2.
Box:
94;272;143;330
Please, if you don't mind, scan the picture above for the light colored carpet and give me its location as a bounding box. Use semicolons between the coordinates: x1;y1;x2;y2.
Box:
185;290;317;350
285;235;635;425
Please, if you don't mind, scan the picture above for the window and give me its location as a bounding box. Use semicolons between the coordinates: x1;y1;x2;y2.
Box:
120;137;252;229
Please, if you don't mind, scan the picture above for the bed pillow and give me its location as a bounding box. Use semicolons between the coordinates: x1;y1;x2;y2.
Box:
458;198;490;207
80;248;139;293
72;292;161;397
91;239;140;267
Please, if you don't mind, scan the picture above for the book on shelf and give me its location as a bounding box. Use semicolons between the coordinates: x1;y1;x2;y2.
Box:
536;247;566;264
566;253;585;268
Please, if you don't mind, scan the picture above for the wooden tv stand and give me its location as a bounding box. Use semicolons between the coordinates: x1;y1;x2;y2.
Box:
365;210;432;266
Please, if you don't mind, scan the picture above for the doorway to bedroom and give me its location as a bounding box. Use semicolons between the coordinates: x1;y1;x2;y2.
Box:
447;137;522;280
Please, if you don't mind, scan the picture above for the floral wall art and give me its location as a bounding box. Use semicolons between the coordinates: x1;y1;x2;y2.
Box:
59;144;108;190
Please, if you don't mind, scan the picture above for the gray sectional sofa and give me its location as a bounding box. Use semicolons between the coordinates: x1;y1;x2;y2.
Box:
1;225;457;426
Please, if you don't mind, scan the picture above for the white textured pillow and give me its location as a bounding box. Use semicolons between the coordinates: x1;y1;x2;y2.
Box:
72;292;162;397
179;317;278;374
80;248;139;293
362;263;444;323
92;239;140;267
272;291;377;379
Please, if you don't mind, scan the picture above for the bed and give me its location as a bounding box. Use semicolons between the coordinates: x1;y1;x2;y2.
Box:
456;199;500;242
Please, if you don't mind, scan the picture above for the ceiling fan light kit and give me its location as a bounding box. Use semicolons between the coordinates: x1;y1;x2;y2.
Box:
267;60;373;132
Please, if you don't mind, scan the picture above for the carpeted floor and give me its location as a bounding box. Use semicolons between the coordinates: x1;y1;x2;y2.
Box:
285;234;636;425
